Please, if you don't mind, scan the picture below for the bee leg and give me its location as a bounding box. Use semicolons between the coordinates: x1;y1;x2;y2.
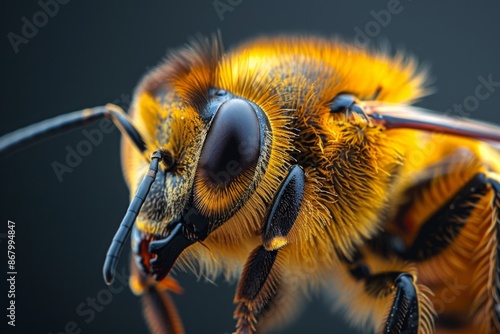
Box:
342;247;435;334
129;258;185;334
234;165;306;334
234;250;302;334
233;246;284;334
348;263;423;334
253;271;302;334
372;273;420;334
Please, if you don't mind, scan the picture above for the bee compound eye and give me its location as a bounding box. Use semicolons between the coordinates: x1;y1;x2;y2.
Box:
197;99;261;186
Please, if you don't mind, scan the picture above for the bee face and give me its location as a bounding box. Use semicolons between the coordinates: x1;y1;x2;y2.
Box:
127;45;282;277
131;89;272;230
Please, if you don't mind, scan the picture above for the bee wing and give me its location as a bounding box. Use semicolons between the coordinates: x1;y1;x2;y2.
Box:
364;102;500;147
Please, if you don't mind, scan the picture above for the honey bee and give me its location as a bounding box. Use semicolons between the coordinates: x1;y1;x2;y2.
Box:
2;34;500;334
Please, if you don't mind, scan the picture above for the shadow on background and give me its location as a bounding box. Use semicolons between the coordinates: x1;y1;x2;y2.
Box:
1;0;500;333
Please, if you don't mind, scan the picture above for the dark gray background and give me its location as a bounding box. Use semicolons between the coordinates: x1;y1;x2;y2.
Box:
1;1;500;333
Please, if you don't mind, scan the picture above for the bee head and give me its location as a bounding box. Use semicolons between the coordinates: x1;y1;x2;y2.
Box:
122;36;279;280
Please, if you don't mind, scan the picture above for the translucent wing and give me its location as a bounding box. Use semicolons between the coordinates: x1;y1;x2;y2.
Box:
364;102;500;148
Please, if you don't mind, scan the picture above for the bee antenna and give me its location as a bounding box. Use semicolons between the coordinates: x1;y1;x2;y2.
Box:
0;104;149;158
103;150;163;284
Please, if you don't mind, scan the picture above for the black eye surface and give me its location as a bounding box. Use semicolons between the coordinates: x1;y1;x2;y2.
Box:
197;99;260;186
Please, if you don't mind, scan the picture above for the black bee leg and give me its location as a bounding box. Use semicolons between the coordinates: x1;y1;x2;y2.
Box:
233;246;283;334
343;249;435;334
348;262;421;334
372;273;420;334
253;271;302;334
233;165;305;334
